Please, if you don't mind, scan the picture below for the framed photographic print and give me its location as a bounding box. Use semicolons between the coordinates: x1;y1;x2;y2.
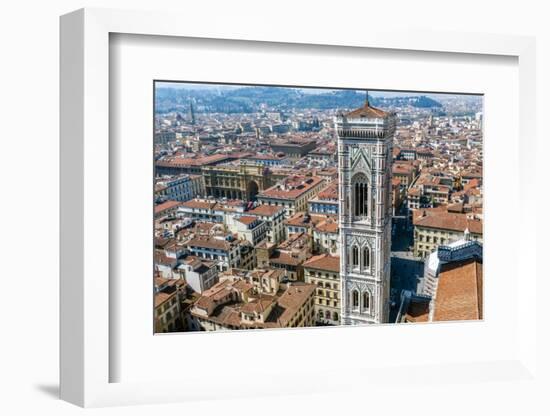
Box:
60;7;538;408
152;81;483;333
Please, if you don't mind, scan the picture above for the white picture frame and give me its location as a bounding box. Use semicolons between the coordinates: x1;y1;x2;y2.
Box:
60;7;538;408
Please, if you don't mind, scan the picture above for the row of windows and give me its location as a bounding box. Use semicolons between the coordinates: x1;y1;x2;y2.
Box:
317;298;338;307
311;279;338;290
318;310;339;322
316;289;339;299
351;290;370;311
309;271;338;280
350;245;371;269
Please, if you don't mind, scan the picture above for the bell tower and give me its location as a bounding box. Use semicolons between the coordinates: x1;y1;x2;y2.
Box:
336;93;396;324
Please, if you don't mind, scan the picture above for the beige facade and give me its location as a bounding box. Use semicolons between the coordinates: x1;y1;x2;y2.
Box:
413;208;483;258
154;278;187;333
414;226;482;258
303;254;341;325
257;176;325;218
203;163;271;201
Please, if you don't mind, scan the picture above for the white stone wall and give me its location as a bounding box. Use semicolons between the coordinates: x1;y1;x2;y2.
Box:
337;115;395;325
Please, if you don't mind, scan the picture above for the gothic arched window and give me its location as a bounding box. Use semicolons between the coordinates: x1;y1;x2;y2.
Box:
352;173;369;217
352;245;359;267
352;290;359;309
362;246;371;269
363;292;370;311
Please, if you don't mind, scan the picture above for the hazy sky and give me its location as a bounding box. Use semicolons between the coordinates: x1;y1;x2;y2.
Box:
154;81;481;99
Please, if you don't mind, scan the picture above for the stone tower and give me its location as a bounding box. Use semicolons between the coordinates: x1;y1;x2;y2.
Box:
336;94;396;325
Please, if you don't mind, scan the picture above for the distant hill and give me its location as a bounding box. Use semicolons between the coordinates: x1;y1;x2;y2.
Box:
154;86;443;114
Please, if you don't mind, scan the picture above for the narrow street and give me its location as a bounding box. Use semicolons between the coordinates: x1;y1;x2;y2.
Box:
389;205;424;321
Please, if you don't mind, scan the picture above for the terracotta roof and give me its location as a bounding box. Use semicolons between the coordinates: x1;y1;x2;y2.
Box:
269;251;304;266
464;178;481;191
407;187;421;196
181;199;218;210
194;295;215;310
317;182;338;200
232;280;254;293
246;204;285;217
154;250;177;266
284;212;315;228
433;259;483;321
314;218;338;234
154;291;176;308
413;209;483;235
154;200;182;215
258;176;324;200
241;298;274;314
154;279;186;308
393;165;414;175
276;283;316;324
191;282;315;329
344;98;390;119
154;277;170;287
236;215;259;226
303;254;340;273
156;154;233;168
186;236;233;251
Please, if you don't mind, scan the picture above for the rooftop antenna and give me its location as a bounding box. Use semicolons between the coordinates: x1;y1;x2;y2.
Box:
365;90;370;106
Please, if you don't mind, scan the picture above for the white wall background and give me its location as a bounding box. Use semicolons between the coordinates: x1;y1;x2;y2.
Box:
0;0;547;414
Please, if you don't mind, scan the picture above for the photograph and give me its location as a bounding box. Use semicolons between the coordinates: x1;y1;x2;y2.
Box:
153;82;483;333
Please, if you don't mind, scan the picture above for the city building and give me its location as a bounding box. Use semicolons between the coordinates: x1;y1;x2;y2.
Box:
202;162;271;201
154;200;183;219
392;163;417;189
308;182;339;215
154;130;177;144
176;255;218;294
308;145;336;162
419;233;483;298
257;175;325;218
154;174;205;203
222;268;285;295
312;217;339;255
154;277;188;332
255;232;312;281
228;215;269;246
336;95;396;325
156;153;237;175
189;278;316;330
153;84;484;331
245;204;286;244
154;250;179;278
303;254;341;325
185;235;242;271
269;138;317;159
391;177;405;215
412;207;483;258
243;153;288;167
178;198;223;222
